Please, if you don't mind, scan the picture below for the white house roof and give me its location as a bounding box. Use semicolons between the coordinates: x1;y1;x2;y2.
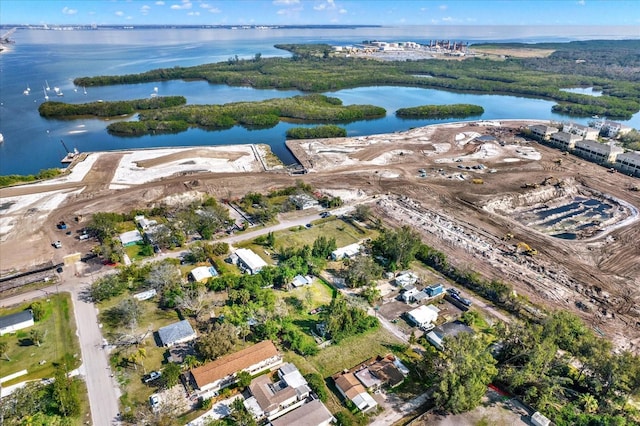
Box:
119;230;143;246
270;399;334;426
291;275;312;287
235;248;268;272
158;320;196;346
190;266;218;282
331;243;362;260
407;304;438;325
351;391;377;411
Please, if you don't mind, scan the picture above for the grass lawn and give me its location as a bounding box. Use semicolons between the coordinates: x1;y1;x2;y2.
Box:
277;217;377;250
0;293;80;386
124;242;152;262
98;295;183;409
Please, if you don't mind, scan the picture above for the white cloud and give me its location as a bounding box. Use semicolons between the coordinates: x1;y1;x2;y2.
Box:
188;11;200;16
442;16;453;22
115;10;124;17
314;3;326;10
155;1;165;4
171;0;192;10
577;0;585;5
439;4;448;10
62;6;78;15
339;8;347;14
277;6;303;15
273;0;299;4
200;3;221;12
314;0;338;11
140;5;151;15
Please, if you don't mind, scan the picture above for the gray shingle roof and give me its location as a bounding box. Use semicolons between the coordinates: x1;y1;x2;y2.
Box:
0;310;33;329
158;320;196;346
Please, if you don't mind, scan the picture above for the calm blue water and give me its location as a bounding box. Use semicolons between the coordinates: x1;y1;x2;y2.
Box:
1;26;639;175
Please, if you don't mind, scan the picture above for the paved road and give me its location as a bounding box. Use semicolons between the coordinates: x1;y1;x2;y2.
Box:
0;209;326;424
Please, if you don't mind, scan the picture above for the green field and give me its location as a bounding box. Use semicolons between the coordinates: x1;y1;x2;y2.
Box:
0;292;80;386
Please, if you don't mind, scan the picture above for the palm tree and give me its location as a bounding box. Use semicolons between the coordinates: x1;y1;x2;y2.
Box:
184;355;200;370
129;348;146;371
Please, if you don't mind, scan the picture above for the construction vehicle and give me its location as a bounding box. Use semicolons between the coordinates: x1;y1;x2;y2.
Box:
554;158;563;165
542;176;556;186
472;178;484;184
502;233;514;241
516;242;538;256
521;182;539;189
629;185;639;192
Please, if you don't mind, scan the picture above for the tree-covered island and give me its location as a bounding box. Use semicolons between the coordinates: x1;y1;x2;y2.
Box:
396;104;484;119
73;41;640;120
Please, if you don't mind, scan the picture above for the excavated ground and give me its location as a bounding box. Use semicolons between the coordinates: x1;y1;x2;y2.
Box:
2;120;639;352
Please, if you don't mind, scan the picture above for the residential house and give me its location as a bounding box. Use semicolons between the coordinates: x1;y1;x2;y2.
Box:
564;122;599;140
367;355;407;389
244;363;311;421
614;151;640;177
188;340;282;399
425;321;474;351
0;310;34;336
424;283;444;297
528;124;558;140
549;131;582;150
401;287;421;304
331;243;362;261
190;266;218;282
590;119;632;138
574;140;623;164
119;230;143;246
406;305;439;328
269;399;335;426
135;215;158;230
233;248;268;275
290;194;319;210
333;372;377;413
394;271;418;287
158;320;197;348
412;290;430;304
291;275;313;288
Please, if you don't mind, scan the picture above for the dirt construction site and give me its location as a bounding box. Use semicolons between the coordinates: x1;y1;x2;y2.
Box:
1;120;639;352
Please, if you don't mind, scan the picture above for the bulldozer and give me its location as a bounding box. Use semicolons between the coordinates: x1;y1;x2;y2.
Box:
516;242;538;256
629;185;639;192
521;182;539;189
502;233;514;241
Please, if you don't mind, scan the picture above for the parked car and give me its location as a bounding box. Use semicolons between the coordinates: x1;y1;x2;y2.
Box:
52;241;62;249
446;288;459;296
149;394;160;411
460;298;473;307
144;371;162;383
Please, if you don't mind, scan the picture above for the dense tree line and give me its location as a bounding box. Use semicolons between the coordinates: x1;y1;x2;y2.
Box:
38;96;186;118
105;94;385;136
396;104;484;119
72;42;640;120
0;168;62;188
286;124;347;139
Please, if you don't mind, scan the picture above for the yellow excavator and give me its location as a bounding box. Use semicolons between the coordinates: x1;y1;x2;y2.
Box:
516;242;538;256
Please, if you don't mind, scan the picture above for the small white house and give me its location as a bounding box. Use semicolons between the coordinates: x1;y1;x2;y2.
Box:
234;248;268;275
0;310;35;336
331;243;362;260
119;230;143;246
406;305;439;328
135;215;157;230
401;287;421;304
190;266;218;282
395;271;418;287
291;275;312;288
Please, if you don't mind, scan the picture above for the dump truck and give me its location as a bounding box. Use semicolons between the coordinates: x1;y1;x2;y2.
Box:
516;242;538;256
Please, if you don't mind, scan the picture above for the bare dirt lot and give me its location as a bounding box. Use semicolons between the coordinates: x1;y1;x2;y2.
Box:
2;121;639;352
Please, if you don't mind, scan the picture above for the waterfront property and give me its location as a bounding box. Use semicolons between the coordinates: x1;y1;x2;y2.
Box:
188;340;282;399
614;151;640;177
574;140;624;164
528;124;559;140
157;319;197;347
564;122;600;140
549;131;582;150
591;119;633;138
0;310;34;336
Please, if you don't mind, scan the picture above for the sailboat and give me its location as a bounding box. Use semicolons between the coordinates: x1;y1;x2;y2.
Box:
23;84;31;95
43;86;49;101
83;86;87;95
54;86;64;97
45;80;50;91
150;86;159;98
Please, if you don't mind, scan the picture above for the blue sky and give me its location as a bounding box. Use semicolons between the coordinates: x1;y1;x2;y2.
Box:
2;0;639;26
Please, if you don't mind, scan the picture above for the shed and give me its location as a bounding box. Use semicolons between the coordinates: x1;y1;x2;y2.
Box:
0;310;35;336
133;289;157;301
119;230;143;246
158;319;197;347
331;243;362;261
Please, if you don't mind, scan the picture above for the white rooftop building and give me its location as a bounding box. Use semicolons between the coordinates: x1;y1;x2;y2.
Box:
331;243;362;260
614;151;640;177
406;305;439;328
234;248;268;275
574;139;624;164
135;215;158;230
190;266;218;282
119;230;143;246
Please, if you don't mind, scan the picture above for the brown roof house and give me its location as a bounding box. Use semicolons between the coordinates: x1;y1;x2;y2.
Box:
188;340;282;400
333;372;377;413
243;363;311;421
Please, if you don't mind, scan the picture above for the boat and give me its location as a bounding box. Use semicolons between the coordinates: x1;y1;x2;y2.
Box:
43;86;49;101
0;133;4;144
23;84;30;95
83;86;87;95
53;86;60;93
45;80;50;91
